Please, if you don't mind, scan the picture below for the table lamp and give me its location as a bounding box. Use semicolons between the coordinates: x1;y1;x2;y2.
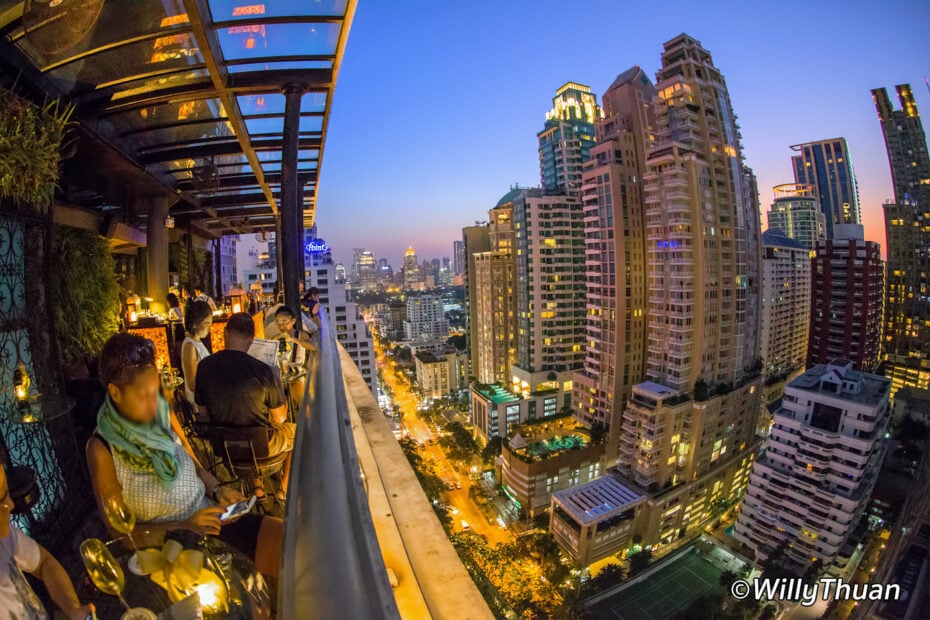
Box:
126;294;140;324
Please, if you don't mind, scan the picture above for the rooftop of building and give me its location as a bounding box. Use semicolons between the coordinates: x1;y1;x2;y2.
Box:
552;475;644;525
895;386;930;410
505;413;596;462
473;383;522;405
762;229;810;251
607;65;650;91
789;360;891;406
414;351;445;364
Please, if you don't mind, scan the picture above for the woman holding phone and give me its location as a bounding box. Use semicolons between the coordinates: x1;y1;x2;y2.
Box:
86;333;283;577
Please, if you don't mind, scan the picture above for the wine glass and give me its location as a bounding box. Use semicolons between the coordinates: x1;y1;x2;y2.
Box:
80;538;131;611
104;495;138;554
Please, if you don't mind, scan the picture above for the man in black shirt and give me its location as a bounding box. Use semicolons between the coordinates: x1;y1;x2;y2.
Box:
196;313;294;498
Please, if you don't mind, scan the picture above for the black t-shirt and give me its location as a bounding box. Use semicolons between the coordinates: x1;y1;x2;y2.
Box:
194;349;284;428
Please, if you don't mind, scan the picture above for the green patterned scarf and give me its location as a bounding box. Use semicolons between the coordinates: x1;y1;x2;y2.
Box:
96;394;179;487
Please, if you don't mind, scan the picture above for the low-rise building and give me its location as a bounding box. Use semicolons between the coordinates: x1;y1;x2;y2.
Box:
499;415;605;518
891;386;930;426
471;384;563;444
550;476;646;566
414;351;467;399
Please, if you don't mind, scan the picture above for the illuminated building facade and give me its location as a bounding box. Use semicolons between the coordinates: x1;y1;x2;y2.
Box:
453;240;465;275
766;184;826;249
790;138;861;239
553;35;763;561
463;225;492;383
403;294;448;343
509;188;586;380
807;224;883;373
571;66;655;439
538;82;602;196
734;362;891;568
760;229;811;379
873;84;930;394
472;202;516;385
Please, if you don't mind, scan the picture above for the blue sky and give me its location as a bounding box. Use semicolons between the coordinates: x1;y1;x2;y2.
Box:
314;0;930;268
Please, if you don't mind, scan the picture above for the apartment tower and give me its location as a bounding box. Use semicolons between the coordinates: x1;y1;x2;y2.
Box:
807;224;884;373
552;35;763;563
760;229;811;379
766;184;826;249
734;362;891;568
873;84;930;393
572;66;655;440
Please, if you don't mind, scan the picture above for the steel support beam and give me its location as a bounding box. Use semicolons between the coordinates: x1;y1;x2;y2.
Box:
279;83;306;319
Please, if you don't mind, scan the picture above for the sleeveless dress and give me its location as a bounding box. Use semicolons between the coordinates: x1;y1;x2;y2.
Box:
182;336;211;405
105;429;212;524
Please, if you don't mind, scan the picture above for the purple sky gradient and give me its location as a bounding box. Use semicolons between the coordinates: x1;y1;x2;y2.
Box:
314;1;930;268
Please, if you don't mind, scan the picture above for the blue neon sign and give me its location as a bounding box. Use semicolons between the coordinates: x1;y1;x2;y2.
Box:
304;239;330;254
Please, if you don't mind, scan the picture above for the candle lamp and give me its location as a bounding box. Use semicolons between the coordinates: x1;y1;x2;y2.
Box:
126;294;140;325
229;285;247;316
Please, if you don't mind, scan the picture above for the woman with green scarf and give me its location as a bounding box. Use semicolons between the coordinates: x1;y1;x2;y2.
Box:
86;333;283;576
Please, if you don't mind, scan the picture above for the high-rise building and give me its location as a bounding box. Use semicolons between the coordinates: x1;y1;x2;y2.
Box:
790;138;861;239
766;184;826;249
538;82;602;196
472;201;516;384
734;361;891;568
306;235;377;396
807;224;883;373
572;66;655;437
334;262;347;284
510;187;587;388
760;229;811;379
552;35;763;563
463;225;492;382
872;84;930;393
354;249;377;289
453;240;465;275
403;294;449;343
402;246;422;290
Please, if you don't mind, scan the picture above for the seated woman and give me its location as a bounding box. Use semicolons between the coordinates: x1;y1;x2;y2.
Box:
181;300;212;407
86;333;283;576
1;463;94;619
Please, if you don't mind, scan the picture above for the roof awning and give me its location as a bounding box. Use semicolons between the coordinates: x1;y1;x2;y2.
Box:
0;0;354;235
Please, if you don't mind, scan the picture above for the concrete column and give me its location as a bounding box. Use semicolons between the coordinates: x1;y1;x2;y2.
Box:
279;83;306;320
145;196;173;314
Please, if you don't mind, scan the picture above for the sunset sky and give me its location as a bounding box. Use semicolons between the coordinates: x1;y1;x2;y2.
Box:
315;0;930;268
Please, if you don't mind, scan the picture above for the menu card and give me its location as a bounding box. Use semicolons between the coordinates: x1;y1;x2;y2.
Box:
247;338;279;368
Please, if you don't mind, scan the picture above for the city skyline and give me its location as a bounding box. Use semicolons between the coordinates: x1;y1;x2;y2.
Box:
314;1;930;267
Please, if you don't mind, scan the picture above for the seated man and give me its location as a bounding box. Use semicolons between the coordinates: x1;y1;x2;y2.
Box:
196;313;294;499
0;463;94;619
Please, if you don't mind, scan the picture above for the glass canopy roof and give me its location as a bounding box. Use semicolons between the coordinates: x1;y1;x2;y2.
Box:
0;0;353;235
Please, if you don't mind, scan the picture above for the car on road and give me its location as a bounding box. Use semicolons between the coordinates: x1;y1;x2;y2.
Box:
454;482;462;490
460;520;470;531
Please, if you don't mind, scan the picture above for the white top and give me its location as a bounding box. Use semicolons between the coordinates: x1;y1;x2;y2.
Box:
182;336;211;404
168;306;183;322
108;430;211;524
0;525;46;619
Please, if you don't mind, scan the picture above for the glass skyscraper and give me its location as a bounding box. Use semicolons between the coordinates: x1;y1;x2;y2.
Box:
790;137;861;239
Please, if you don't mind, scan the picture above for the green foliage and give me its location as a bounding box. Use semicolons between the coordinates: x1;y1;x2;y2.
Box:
0;91;74;210
51;226;122;365
482;436;503;465
398;437;447;501
895;415;928;442
628;548;653;576
719;569;737;589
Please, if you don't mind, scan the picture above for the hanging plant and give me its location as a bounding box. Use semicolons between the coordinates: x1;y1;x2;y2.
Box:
0;89;74;210
50;226;122;367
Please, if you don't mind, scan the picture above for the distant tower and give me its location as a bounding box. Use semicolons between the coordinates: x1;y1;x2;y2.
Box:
790;138;861;239
537;82;602;196
872;84;930;393
402;246;421;290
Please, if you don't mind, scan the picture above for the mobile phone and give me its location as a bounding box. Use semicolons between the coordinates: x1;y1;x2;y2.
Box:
220;495;257;522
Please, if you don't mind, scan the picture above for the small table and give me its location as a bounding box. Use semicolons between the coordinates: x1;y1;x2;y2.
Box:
14;394;76;425
86;535;272;619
